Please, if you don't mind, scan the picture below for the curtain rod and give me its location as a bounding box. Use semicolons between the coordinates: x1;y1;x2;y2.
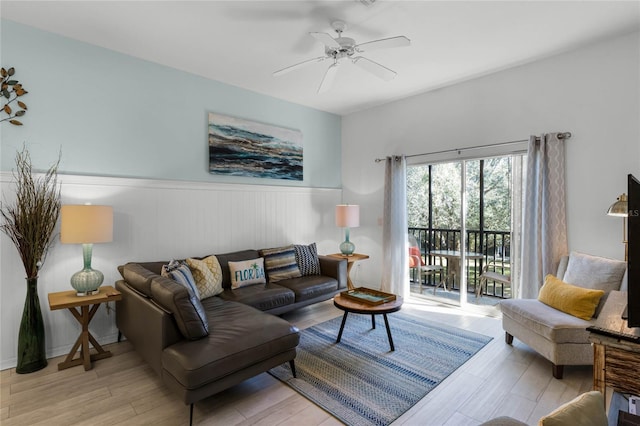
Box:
374;132;572;162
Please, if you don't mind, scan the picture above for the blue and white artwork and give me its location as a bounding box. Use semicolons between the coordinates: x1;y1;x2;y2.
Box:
208;113;303;181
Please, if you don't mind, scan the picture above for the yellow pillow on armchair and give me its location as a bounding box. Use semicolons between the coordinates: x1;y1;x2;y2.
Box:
538;274;604;320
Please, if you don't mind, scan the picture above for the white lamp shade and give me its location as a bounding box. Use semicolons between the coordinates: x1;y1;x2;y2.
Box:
61;205;113;244
335;204;360;228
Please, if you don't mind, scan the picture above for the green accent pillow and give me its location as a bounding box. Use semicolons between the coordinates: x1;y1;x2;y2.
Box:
538;274;604;320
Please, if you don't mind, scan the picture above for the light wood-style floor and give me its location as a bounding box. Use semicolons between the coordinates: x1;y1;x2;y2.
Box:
0;296;593;426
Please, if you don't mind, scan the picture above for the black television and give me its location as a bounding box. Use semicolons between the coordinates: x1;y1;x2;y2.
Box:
627;173;640;328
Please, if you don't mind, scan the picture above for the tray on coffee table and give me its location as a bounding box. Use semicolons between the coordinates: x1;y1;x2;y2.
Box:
340;287;397;305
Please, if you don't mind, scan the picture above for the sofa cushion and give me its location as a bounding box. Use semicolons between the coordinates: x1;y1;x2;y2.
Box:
539;391;607;426
294;243;321;276
562;251;626;293
229;258;267;289
275;275;338;302
215;249;261;289
500;299;592;344
161;260;201;299
186;256;223;299
161;298;300;390
150;275;209;340
218;284;295;311
119;262;160;297
538;275;604;321
259;245;301;282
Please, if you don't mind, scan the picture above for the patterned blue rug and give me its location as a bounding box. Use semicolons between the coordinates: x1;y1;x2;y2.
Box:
269;311;492;426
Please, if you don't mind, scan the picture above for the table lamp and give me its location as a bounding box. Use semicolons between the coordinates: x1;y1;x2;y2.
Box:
607;193;628;261
61;204;113;296
335;204;359;255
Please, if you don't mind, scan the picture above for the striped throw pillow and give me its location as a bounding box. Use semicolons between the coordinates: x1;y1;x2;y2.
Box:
161;260;201;299
260;245;302;283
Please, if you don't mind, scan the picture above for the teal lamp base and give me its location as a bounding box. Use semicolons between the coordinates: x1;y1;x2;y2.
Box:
339;228;356;256
70;269;104;296
70;244;104;296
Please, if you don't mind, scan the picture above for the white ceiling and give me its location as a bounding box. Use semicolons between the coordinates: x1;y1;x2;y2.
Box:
2;1;639;116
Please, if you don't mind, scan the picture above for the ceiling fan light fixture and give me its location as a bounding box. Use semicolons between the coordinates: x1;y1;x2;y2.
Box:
275;20;410;93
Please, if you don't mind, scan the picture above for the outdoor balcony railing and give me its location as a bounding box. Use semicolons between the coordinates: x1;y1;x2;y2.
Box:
409;226;511;298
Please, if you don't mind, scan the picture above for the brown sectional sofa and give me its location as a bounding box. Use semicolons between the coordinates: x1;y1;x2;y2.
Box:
115;248;347;424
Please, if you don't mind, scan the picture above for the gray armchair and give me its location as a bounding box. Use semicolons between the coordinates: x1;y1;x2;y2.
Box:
500;252;627;379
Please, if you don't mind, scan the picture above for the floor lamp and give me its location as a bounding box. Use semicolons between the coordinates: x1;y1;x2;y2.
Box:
607;193;628;261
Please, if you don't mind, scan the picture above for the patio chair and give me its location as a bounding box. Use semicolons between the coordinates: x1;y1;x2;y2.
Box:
408;236;443;294
476;261;511;297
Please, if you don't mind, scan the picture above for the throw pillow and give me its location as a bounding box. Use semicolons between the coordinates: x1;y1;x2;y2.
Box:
186;256;223;299
294;243;321;276
229;258;266;289
538;274;604;321
260;245;302;282
161;260;201;300
562;251;626;293
539;391;607;426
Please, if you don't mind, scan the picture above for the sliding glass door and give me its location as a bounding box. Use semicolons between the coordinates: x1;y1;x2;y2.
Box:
408;154;524;307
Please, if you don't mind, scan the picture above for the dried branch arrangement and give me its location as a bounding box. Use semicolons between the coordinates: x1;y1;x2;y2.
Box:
1;67;28;126
1;147;61;279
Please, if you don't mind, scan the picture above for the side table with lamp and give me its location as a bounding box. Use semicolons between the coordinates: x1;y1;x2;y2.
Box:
47;204;118;371
332;204;368;289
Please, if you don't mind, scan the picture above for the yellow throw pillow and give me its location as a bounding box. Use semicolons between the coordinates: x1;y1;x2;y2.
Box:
538;275;604;320
186;256;223;299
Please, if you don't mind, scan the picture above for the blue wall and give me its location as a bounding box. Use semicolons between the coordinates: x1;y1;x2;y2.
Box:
0;20;342;187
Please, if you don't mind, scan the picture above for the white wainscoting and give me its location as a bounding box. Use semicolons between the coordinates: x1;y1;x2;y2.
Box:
0;172;342;370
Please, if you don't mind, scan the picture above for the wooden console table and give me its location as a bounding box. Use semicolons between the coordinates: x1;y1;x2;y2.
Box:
48;285;122;371
588;291;640;401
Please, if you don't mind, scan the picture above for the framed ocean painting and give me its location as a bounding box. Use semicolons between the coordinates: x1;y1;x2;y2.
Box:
208;113;303;181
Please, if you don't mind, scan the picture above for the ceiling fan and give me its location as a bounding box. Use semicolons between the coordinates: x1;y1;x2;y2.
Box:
273;21;410;94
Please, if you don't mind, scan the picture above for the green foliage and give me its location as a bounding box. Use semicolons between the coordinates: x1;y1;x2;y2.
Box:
1;147;61;279
407;156;514;232
1;67;29;126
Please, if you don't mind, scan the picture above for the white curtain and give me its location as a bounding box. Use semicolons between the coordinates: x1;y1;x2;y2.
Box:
520;134;568;299
381;155;408;298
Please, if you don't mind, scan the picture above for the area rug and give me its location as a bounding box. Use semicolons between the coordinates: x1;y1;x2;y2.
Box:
269;311;492;426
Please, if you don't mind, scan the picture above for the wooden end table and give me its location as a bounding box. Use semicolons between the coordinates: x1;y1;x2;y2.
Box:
326;253;369;290
333;292;403;351
48;285;122;371
587;291;640;401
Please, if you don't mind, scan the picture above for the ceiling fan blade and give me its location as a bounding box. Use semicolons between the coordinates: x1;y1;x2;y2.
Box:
318;63;339;94
310;32;341;50
353;57;397;81
355;36;411;52
273;56;326;77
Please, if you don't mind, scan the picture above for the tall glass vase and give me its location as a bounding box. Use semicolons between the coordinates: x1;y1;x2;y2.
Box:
16;278;47;374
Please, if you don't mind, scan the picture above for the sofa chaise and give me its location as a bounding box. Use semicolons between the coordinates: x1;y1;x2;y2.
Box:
115;244;347;424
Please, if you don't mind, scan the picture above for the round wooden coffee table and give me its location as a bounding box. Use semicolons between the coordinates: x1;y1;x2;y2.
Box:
333;293;404;351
